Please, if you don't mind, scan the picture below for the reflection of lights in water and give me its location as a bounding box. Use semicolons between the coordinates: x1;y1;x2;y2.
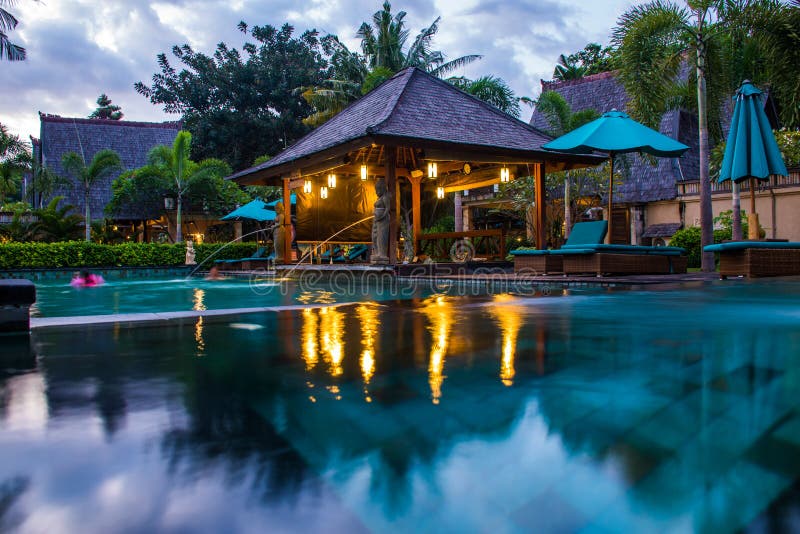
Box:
301;308;318;371
297;291;337;304
319;307;344;377
195;316;205;356
421;295;454;404
357;304;379;390
490;295;524;386
193;288;206;311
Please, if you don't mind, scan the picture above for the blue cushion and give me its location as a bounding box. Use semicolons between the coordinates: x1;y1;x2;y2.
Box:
564;221;608;246
704;241;800;252
562;244;686;255
510;249;550;256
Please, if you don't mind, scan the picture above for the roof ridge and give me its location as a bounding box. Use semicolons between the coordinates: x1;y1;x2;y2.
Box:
367;67;418;134
38;113;182;129
377;67;555;140
540;70;619;92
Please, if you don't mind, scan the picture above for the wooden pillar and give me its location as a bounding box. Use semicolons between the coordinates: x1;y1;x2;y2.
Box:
385;147;398;264
282;178;292;263
408;175;423;254
454;191;463;232
534;162;546;250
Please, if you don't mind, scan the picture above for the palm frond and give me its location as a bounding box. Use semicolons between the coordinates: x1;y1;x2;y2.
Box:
428;55;482;77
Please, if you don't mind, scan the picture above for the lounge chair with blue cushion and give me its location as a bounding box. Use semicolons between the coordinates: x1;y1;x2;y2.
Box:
510;220;608;274
704;241;800;278
215;246;274;270
332;244;370;263
560;243;687;276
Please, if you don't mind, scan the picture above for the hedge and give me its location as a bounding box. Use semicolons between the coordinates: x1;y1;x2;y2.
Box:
0;241;262;269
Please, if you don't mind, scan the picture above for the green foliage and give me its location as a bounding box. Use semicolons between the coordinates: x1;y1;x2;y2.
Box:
775;128;800;169
0;242;260;269
754;2;800;128
136;23;328;170
89;94;123;120
449;75;522;117
0;0;26;61
424;214;454;234
0;123;31;205
669;226;703;268
552;43;616;81
61;148;123;241
29;197;84;242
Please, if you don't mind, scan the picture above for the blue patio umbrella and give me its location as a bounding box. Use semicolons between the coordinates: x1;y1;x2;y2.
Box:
718;81;788;239
543;109;689;241
221;200;276;222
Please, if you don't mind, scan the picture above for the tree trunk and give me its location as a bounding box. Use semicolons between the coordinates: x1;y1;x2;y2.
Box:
697;33;714;272
85;186;91;242
731;181;742;240
564;172;572;239
176;195;183;243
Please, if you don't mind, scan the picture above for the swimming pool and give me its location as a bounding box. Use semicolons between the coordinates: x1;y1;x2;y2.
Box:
2;280;800;531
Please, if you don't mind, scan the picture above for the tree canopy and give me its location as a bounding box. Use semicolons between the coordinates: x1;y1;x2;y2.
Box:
552;43;616;81
135;23;329;171
89;94;123;120
0;0;26;61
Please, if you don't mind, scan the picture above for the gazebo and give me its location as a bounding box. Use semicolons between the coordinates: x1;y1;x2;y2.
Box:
228;67;602;264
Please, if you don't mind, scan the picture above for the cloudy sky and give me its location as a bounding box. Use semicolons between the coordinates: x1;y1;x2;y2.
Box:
3;0;634;142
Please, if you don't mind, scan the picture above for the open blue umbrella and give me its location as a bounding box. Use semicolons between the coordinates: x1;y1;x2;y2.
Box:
221;199;276;222
543;109;689;241
719;81;788;239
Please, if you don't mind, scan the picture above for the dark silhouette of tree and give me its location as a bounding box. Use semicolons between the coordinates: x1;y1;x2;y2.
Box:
89;94;123;120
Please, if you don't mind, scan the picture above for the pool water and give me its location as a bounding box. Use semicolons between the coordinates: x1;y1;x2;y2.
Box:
2;281;800;532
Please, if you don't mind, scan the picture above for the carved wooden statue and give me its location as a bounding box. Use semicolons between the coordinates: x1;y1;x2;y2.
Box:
371;178;390;264
185;240;196;265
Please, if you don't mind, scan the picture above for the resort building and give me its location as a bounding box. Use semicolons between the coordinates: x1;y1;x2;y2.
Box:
463;71;800;244
31;113;183;240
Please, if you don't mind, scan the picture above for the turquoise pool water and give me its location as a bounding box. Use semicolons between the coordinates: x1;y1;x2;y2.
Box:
3;280;800;532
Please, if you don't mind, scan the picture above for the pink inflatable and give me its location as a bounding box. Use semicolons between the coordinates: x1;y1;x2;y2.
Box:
70;272;105;288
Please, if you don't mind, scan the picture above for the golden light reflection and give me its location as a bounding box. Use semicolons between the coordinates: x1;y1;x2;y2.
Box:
357;304;379;387
193;288;206;311
490;295;525;386
195;316;205;357
301;308;319;371
319;306;344;377
421;295;454;404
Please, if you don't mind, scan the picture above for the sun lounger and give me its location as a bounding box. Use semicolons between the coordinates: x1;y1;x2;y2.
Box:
215;247;274;270
510;220;608;274
332;244;370;263
560;244;688;276
704;241;800;278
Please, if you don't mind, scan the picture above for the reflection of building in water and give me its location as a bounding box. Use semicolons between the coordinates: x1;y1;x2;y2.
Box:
357;304;379;401
319;307;344;377
421;296;454;404
301;308;319;371
489;296;524;386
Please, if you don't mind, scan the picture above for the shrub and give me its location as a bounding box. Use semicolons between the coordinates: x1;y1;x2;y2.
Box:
669;227;702;268
0;241;260;269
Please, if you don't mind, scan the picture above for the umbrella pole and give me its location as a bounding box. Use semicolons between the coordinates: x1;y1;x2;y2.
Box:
748;177;759;240
607;154;614;244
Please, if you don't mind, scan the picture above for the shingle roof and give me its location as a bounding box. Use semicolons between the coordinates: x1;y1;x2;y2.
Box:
531;72;700;204
39;114;181;219
642;222;682;238
229;67;586;182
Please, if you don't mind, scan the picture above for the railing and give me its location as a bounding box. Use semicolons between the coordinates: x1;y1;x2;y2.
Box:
417;229;506;261
0;212;37;224
678;170;800;196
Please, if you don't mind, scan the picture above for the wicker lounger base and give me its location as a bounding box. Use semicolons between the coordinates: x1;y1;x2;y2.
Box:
719;248;800;278
513;254;563;275
563;253;687;276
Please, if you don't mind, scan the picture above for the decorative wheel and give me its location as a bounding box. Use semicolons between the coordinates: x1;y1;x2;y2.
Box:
449;239;475;262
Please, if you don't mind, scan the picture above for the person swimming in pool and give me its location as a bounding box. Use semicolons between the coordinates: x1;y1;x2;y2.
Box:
205;265;225;281
71;270;105;288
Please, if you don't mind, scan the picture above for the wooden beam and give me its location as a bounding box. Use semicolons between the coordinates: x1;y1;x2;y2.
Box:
534;162;546;250
386;146;398;265
408;175;423;254
283;178;292;264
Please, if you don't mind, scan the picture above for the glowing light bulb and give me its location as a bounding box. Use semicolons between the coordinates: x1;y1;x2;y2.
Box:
360;165;368;180
327;173;337;188
436;186;445;199
500;167;511;183
303;179;312;193
320;186;328;199
428;162;438;179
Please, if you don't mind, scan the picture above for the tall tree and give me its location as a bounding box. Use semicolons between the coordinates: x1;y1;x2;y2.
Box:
534;91;600;236
448;75;526;117
755;0;800;128
612;0;775;272
89;94;123;120
0;123;29;205
61;149;122;241
0;0;26;61
136;23;328;170
142;131;233;243
553;43;617;81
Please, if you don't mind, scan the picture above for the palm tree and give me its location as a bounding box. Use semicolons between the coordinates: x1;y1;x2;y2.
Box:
535;91;600;236
62;149;122;241
449;75;525;117
612;0;776;272
0;0;26;61
0;123;30;205
552;54;587;81
29;197;84;242
756;0;800;128
145;131;229;242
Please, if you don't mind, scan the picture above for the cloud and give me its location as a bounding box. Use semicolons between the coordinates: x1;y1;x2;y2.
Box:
1;0;623;142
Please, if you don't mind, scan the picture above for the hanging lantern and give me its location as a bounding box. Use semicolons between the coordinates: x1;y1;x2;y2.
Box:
500;167;511;183
327;173;337;188
428;162;438;179
360;165;368;181
436;186;445;199
303;179;312;194
320;186;328;199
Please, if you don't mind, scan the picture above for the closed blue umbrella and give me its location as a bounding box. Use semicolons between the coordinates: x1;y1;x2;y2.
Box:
719;81;788;240
544;109;689;241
